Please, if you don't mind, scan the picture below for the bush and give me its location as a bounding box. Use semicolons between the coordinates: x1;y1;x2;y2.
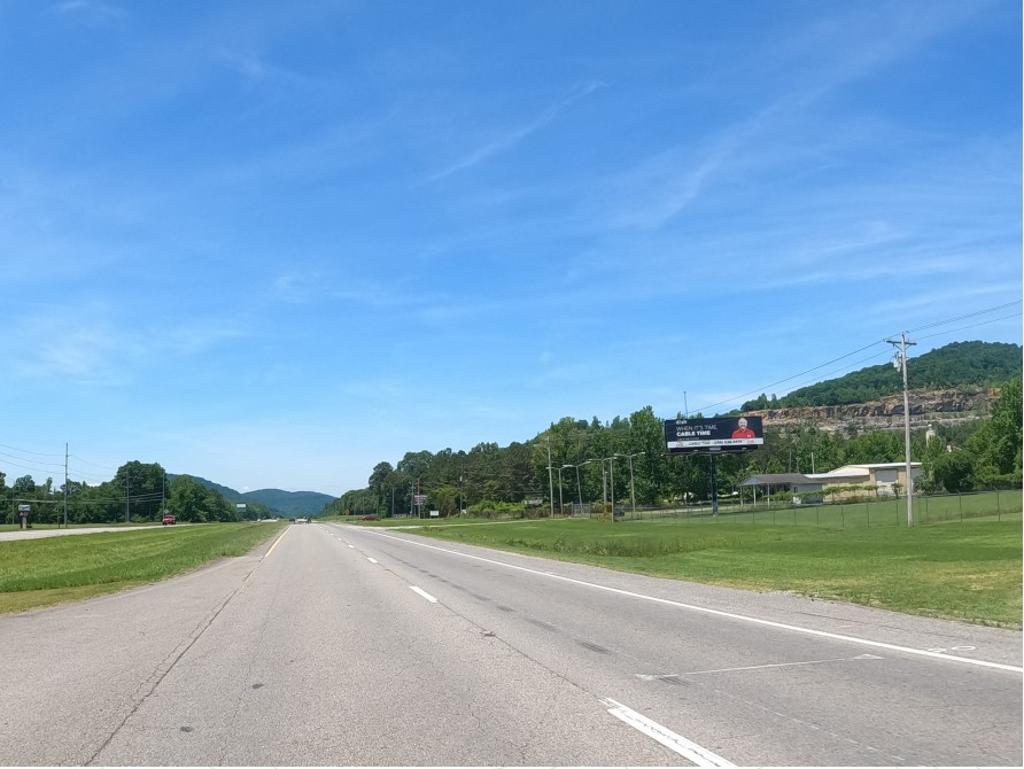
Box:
465;500;526;518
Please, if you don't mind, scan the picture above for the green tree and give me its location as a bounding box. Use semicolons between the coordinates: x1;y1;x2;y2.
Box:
932;450;975;493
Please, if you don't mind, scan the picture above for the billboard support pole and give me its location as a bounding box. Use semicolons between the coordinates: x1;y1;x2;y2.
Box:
710;453;719;517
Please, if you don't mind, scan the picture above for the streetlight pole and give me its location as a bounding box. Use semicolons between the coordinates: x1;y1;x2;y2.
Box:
616;451;645;515
609;456;616;522
563;464;582;512
546;442;555;518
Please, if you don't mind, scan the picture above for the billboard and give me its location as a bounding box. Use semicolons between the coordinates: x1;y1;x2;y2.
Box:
664;415;765;453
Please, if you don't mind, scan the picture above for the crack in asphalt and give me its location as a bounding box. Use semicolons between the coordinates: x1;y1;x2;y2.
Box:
85;540;279;765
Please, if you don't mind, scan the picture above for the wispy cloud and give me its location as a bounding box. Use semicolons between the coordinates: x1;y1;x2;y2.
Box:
52;0;125;22
597;3;985;232
427;81;605;182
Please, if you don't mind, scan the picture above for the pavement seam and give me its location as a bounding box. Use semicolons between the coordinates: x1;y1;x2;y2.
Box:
352;526;1023;674
325;522;683;763
84;536;277;765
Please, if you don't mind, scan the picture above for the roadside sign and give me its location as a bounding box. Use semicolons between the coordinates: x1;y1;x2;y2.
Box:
17;504;31;514
413;494;428;505
664;415;764;453
429;510;440;518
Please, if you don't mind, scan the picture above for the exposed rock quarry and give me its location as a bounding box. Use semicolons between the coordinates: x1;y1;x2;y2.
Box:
746;387;996;433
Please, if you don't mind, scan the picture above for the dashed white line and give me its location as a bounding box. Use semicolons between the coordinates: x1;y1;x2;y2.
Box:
600;697;735;767
346;526;1023;674
347;544;355;549
409;585;438;603
367;557;378;564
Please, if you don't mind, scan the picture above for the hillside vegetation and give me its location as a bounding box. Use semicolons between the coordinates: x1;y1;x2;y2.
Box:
168;475;333;516
323;341;1022;518
742;341;1020;410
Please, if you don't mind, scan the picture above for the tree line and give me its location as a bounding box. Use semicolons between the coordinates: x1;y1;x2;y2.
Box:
323;378;1022;518
0;460;272;525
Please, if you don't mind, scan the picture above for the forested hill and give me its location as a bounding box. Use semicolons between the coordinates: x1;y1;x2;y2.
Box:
243;489;335;516
742;341;1021;410
167;475;333;516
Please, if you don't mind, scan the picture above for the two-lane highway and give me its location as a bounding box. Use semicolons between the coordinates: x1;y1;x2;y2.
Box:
0;521;1019;765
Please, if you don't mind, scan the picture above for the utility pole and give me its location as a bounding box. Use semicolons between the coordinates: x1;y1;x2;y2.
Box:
811;451;815;474
125;472;130;524
887;331;917;526
63;442;69;528
546;442;555;518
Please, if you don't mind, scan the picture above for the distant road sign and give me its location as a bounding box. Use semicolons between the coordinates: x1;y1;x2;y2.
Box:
413;494;428;505
17;504;31;514
429;510;440;518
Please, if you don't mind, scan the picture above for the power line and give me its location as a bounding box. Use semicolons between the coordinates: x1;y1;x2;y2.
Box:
908;299;1022;334
70;454;120;472
915;312;1022;343
691;339;886;415
0;450;65;468
0;442;64;457
0;458;67;476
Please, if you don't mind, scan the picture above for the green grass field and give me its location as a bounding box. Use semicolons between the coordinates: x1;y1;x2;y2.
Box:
414;517;1022;628
0;522;286;614
0;520;167;533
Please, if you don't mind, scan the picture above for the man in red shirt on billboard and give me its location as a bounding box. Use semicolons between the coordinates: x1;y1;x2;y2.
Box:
731;417;756;439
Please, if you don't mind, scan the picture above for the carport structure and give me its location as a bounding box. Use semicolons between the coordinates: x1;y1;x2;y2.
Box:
739;473;823;505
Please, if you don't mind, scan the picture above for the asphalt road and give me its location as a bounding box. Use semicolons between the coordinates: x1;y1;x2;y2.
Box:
0;522;1020;766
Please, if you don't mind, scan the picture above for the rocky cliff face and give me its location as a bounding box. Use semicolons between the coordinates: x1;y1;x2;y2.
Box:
747;387;996;433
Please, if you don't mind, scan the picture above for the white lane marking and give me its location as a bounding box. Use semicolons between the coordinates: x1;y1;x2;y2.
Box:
367;557;378;564
347;544;355;549
262;527;289;559
600;697;735;768
674;653;883;676
409;585;438;603
346;526;1023;674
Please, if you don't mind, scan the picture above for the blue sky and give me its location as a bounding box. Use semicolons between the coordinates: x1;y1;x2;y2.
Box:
2;0;1020;495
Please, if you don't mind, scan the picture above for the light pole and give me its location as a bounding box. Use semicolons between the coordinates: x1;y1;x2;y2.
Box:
615;451;645;515
556;466;565;516
562;464;581;511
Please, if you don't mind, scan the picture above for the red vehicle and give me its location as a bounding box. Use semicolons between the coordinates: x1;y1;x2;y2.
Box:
162;513;176;525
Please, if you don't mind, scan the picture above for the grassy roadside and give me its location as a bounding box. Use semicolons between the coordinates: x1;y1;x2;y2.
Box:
0;521;167;533
0;522;286;614
414;518;1022;628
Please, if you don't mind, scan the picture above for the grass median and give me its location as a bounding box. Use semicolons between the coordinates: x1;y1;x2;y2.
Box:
414;518;1022;628
0;522;287;614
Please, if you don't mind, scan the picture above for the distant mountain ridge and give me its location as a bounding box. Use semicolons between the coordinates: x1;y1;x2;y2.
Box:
741;341;1021;410
166;474;333;516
